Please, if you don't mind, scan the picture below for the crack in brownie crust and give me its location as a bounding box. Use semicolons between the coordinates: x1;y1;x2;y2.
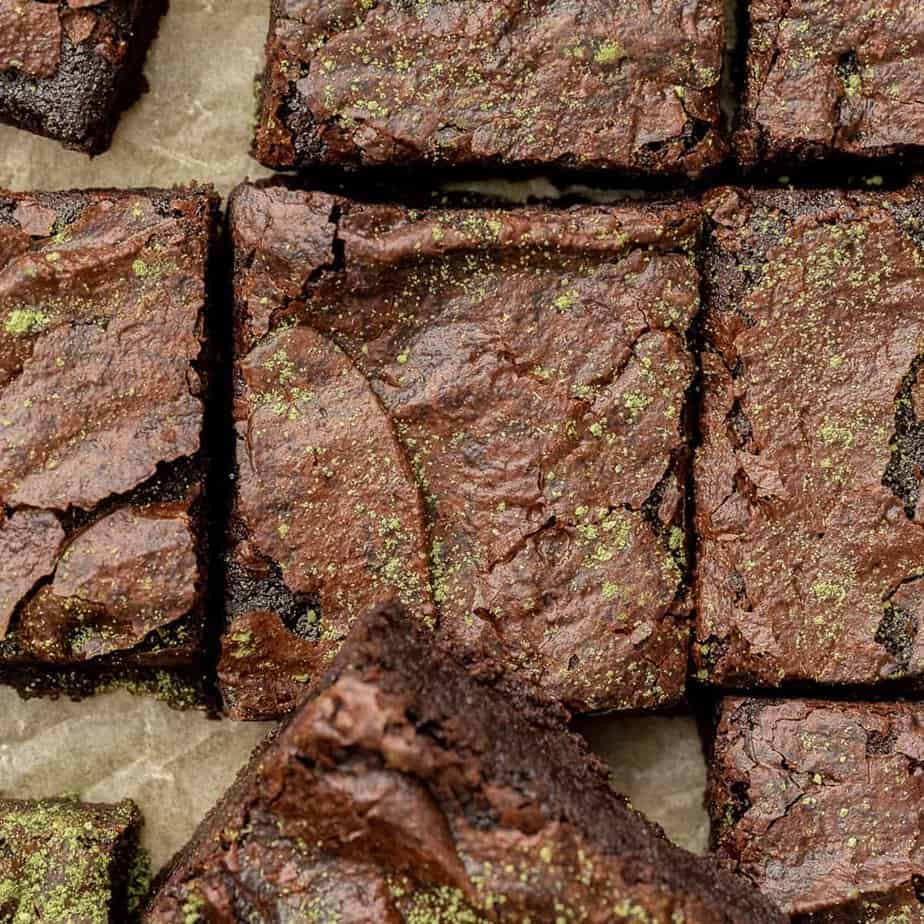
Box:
222;183;701;719
695;186;924;690
253;0;726;176
708;697;924;922
0;187;217;698
145;603;787;924
738;0;924;170
0;0;168;155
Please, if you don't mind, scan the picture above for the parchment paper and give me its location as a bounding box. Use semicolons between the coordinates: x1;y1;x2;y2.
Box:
0;689;273;871
0;0;709;874
0;689;708;871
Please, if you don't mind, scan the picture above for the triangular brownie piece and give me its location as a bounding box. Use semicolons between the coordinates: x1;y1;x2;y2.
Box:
145;603;784;923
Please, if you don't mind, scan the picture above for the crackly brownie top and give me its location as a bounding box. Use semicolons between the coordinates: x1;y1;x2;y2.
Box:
0;0;155;151
695;186;924;689
224;183;700;716
710;698;924;922
0;187;213;664
254;0;726;175
0;796;145;924
738;0;924;166
146;603;786;924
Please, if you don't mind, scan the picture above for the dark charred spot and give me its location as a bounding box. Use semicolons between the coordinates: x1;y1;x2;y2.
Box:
882;357;924;516
681;119;710;151
727;780;752;824
283;85;329;165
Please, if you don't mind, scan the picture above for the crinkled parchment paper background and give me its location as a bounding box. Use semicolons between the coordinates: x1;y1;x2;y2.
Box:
0;0;708;875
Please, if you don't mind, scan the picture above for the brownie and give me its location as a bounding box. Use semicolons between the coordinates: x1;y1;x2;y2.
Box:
145;601;785;924
0;0;167;155
708;697;924;923
695;186;924;690
0;796;149;922
0;186;217;702
737;0;924;171
221;182;700;720
252;0;727;177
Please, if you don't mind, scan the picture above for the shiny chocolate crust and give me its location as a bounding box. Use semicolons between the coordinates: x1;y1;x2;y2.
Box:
737;0;924;170
252;0;727;176
0;796;146;923
145;602;786;924
0;0;167;155
0;186;217;701
222;182;700;720
695;186;924;690
708;697;924;923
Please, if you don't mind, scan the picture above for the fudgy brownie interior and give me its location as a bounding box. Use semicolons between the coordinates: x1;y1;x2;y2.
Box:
145;601;787;924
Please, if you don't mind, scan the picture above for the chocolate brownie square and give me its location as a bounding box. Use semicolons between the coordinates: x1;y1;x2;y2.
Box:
737;0;924;170
0;0;167;154
695;186;924;690
709;697;924;922
145;602;786;924
0;796;147;922
0;186;217;701
252;0;727;177
221;182;701;720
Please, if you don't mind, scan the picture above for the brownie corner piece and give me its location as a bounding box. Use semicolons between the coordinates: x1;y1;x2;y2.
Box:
694;185;924;691
0;796;148;922
0;185;219;701
708;697;924;922
736;0;924;170
252;0;726;176
145;602;786;924
220;182;701;720
0;0;168;154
